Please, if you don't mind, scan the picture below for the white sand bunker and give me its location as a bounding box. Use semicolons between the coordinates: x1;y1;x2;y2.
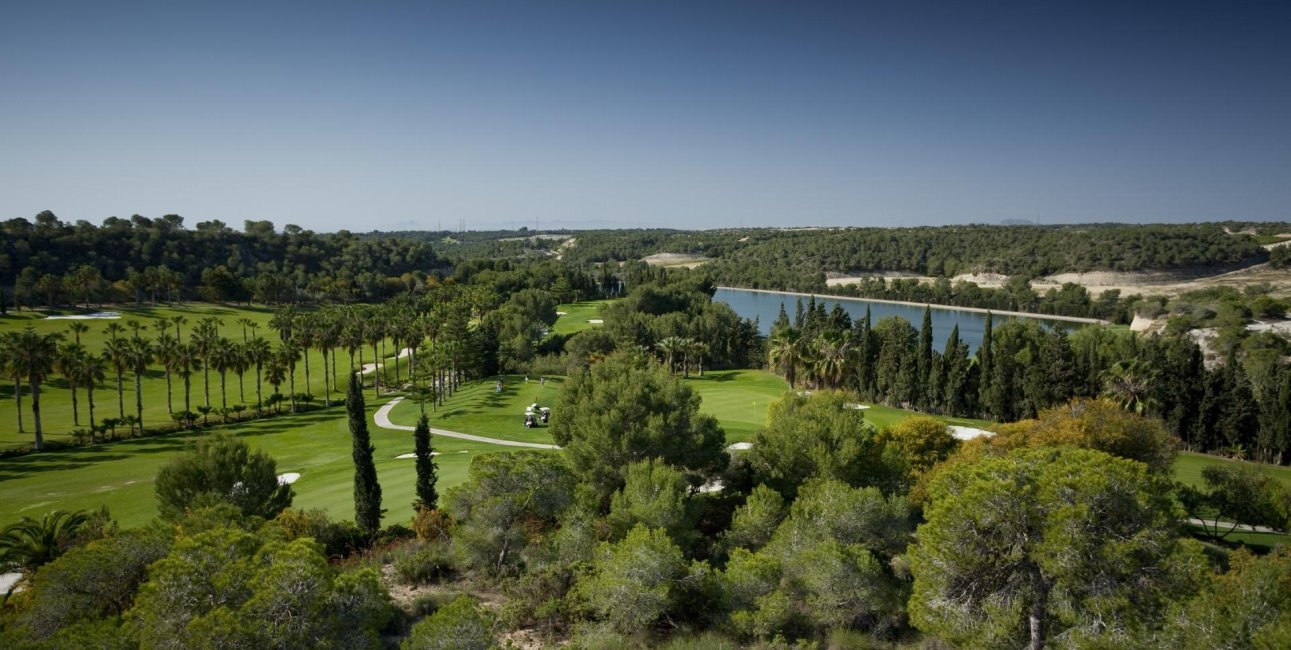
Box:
556;311;568;316
395;451;467;459
844;403;870;410
587;319;603;324
45;311;121;320
727;442;753;451
948;426;995;441
277;472;301;485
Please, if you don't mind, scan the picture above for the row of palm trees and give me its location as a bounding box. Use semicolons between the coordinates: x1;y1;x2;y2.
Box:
654;335;710;377
2;289;484;452
767;327;856;391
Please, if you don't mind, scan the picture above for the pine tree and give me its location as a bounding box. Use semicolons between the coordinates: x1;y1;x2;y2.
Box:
413;414;438;511
347;372;383;537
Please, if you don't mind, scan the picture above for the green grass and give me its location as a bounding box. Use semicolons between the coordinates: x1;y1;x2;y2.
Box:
0;302;411;450
0;366;1003;530
550;300;613;336
1172;451;1291;491
387;374;561;445
388;368;995;445
0;397;517;530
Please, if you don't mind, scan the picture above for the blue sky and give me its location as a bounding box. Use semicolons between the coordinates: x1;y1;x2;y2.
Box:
2;1;1289;232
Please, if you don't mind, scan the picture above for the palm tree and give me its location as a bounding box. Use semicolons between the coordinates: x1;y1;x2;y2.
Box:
655;336;686;374
103;337;131;419
295;314;315;399
245;336;271;413
688;339;710;377
124;335;153;434
171;315;188;344
211;337;236;409
55;342;88;427
171;343;200;414
767;327;802;389
0;509;91;594
192;317;220;408
5;327;63;451
153;330;180;415
814;331;851;389
1101;360;1159;414
315;314;340;407
67;321;90;346
232;341;250;404
265;353;288;413
278;340;301;412
73;353;106;441
0;333;23;433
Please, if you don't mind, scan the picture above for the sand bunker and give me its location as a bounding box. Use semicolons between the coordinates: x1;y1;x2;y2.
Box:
45;311;121;320
395;451;467;459
587;319;604;324
277;473;301;485
727;442;753;451
948;425;995;441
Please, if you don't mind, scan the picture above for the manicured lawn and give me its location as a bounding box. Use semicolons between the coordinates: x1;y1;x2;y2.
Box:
387;368;996;445
0;397;523;530
0;365;1001;532
1173;451;1291;490
386;374;561;445
0;303;409;450
550;300;613;336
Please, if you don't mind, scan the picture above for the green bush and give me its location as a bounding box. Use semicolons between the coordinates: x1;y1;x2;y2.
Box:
393;541;455;586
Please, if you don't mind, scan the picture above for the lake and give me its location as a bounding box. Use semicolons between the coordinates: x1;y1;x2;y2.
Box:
713;287;1089;352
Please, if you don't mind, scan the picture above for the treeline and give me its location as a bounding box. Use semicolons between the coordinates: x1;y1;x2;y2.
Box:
1;211;445;306
707;223;1271;290
833;275;1139;322
525;270;764;378
768;297;1291;464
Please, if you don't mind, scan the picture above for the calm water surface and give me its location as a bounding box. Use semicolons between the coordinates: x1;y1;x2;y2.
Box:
714;287;1083;353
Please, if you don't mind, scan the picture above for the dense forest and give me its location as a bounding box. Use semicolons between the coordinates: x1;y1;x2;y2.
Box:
3;270;1290;648
1;212;445;306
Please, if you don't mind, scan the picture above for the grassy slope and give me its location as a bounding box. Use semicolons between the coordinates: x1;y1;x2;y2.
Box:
1173;450;1291;490
7;361;1288;535
550;301;612;336
0;303;410;449
0;397;498;530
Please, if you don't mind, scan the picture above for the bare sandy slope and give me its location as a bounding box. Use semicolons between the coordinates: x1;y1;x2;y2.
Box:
642;252;712;268
829;264;1291;298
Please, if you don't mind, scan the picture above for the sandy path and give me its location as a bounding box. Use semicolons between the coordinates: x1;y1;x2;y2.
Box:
372;397;560;449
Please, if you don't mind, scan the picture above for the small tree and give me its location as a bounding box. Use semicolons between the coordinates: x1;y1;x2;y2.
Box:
910;447;1199;650
348;372;383;537
154;434;293;521
401;595;495;650
413;414;438;512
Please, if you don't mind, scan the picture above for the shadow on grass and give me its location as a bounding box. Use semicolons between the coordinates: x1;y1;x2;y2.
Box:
690;371;737;382
0;408;345;481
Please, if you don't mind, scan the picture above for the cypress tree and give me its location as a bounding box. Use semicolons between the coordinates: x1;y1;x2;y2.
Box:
977;312;994;417
348;372;383;536
916;306;933;408
413;413;438;511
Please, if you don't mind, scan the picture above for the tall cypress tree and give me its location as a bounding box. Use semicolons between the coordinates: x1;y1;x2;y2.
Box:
413;413;438;511
916;306;934;408
977;312;994;417
348;372;383;536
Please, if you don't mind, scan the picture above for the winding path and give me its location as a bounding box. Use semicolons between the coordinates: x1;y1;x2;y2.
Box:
372;397;560;449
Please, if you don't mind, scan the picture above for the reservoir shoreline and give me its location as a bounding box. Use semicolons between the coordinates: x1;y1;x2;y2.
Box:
716;286;1108;325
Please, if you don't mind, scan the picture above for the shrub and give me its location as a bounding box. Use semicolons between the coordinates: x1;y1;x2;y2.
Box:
393;541;455;586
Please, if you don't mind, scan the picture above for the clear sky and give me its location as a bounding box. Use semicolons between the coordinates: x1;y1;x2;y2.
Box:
2;1;1289;232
